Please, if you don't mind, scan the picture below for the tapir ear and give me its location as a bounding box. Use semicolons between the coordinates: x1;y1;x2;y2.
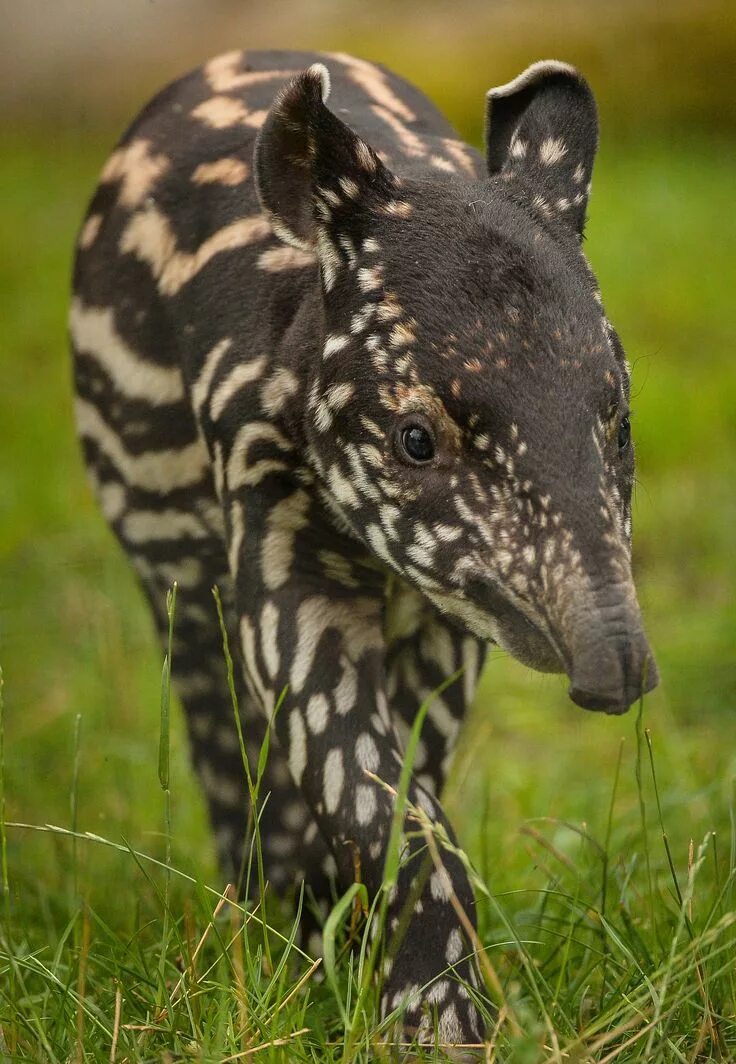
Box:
254;63;394;253
485;61;598;239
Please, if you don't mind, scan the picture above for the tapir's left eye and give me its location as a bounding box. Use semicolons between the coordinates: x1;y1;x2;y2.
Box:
618;415;631;451
400;424;435;464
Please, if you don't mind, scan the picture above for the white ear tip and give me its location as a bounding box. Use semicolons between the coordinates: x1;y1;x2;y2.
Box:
307;62;331;103
487;59;579;100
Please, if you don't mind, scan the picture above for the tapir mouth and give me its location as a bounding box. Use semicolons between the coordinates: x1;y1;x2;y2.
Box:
462;575;565;674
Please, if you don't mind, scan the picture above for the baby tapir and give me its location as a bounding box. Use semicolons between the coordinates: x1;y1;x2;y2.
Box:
71;49;658;1049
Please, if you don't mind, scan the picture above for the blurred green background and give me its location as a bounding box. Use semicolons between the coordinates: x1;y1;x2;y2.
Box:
1;0;735;961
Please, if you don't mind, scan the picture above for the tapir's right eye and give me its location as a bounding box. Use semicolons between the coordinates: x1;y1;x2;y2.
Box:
399;423;435;464
617;415;631;452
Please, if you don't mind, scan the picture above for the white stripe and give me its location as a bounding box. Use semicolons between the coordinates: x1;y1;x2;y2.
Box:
191;338;232;416
70;299;183;403
226;422;293;491
122;509;209;543
75;397;206;491
209;356;267;421
120;205;271;296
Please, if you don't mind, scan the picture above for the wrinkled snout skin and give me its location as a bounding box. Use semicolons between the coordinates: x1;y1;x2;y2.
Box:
564;579;658;713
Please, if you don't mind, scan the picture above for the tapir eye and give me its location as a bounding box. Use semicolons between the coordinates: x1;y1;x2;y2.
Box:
400;424;435;464
618;415;631;451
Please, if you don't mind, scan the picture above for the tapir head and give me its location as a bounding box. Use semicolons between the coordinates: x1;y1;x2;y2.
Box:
255;61;659;713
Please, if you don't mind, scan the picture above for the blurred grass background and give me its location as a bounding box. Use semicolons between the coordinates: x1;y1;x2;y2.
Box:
0;0;735;1054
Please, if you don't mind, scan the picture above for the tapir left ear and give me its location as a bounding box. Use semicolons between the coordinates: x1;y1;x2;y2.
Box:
485;61;598;239
255;63;395;261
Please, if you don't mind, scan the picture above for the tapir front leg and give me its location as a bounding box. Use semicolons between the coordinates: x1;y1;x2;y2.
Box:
230;483;484;1046
386;583;488;797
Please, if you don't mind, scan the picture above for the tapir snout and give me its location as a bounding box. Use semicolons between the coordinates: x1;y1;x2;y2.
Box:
562;579;659;714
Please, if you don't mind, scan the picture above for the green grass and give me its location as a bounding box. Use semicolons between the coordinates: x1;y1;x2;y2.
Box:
1;121;735;1061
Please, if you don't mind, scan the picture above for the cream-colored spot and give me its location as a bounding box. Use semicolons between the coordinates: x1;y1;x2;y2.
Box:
192;157;250;186
327;463;360;509
323;748;344;813
531;193;552;217
240;615;272;715
388;321;416;348
430;154;455;173
323;334;349;359
260;601;280;680
316;228;341;291
381;199;413;218
205;52;298;93
257;245;316;272
317;185;341;208
326;382;354;411
227;498;245;576
100;139;170;208
191;95;268;130
78;213;102;249
318;549;359;589
539;136;568;166
95;480;126;522
306;693;329;734
334;656;358;713
354;138;377;172
328;52;416;121
430;867;452;902
371;104;424;156
445;926;463;964
338;176;360;199
261;367;300;416
313;398;333;434
288;709;307;784
510;134;527;160
442;138;478;176
357;265;383;293
355;731;380;772
356;784;377;824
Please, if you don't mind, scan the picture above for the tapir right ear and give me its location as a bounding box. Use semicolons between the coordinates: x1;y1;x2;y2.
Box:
254;63;394;252
485;61;599;239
